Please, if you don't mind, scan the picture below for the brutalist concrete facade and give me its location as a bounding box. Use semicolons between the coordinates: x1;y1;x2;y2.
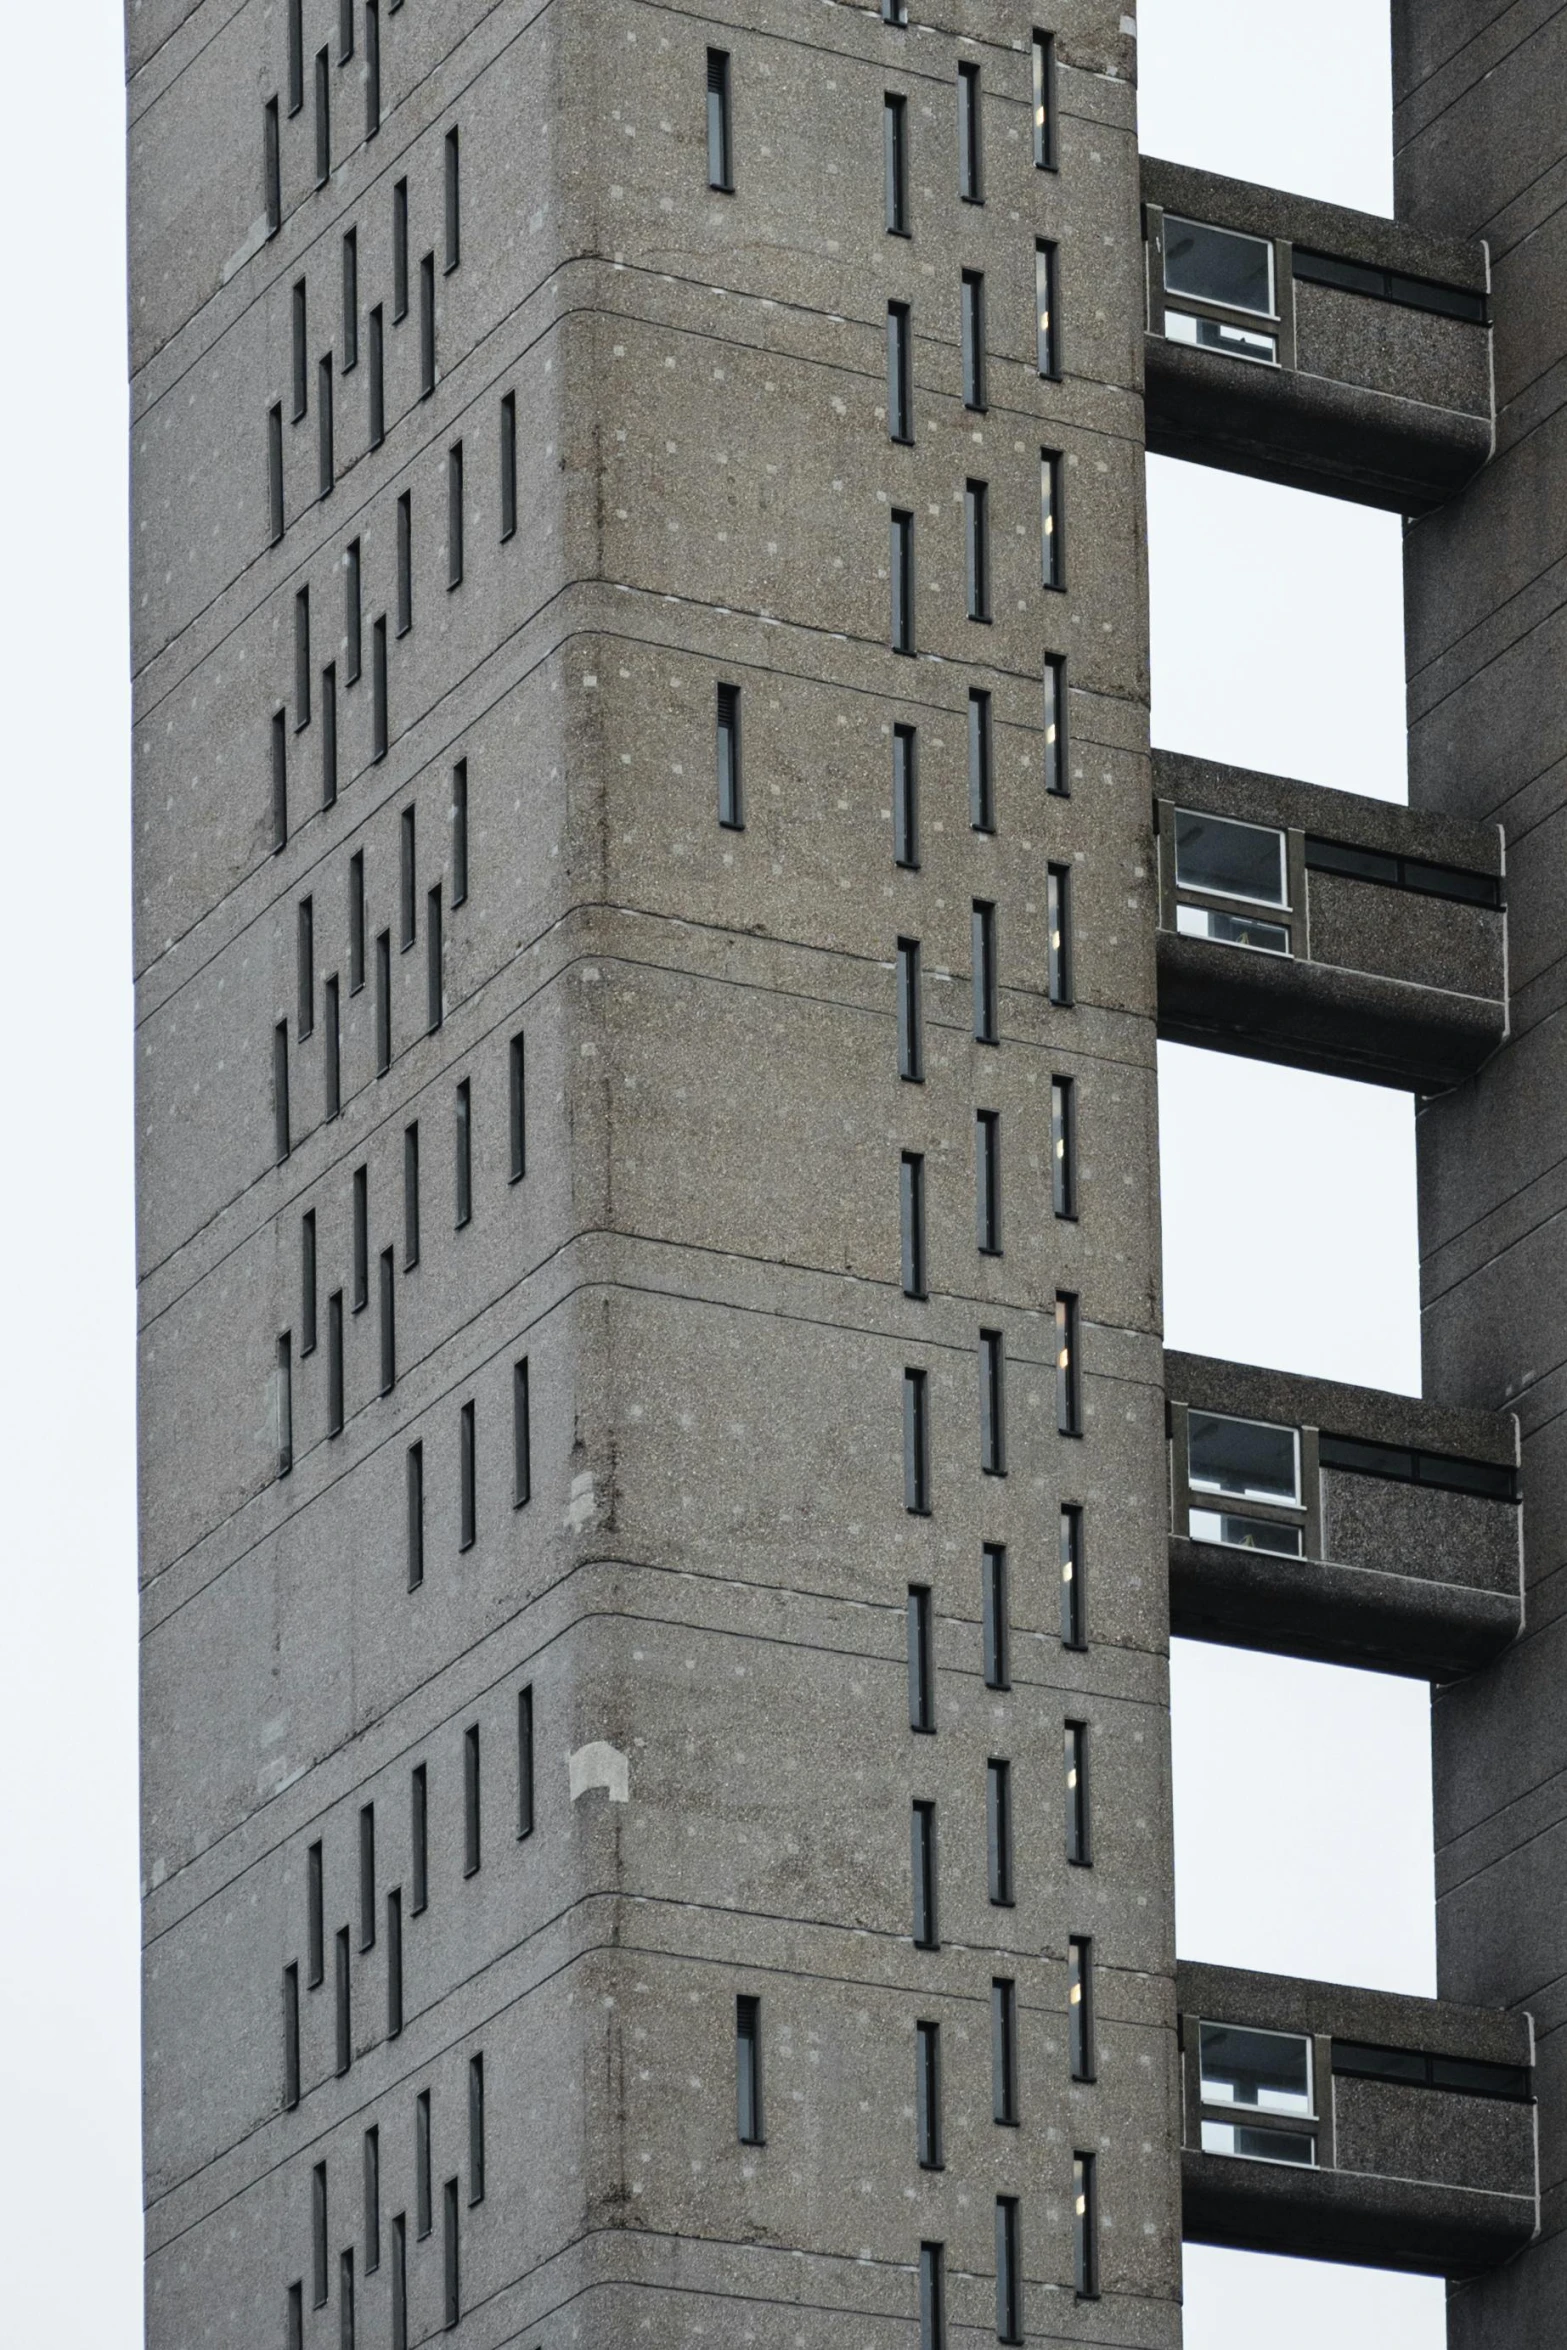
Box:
128;3;1554;2346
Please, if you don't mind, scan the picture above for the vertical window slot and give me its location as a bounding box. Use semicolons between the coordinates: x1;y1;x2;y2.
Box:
379;1247;396;1392
1041;449;1064;589
893;723;919;867
345;540;362;682
976;1109;1001;1256
513;1359;531;1508
1033;30;1058;169
277;1333;294;1475
334;1924;351;2074
1051;1075;1077;1217
986;1756;1014;1904
427;884;443;1032
884;93;910;234
454;1078;472;1228
1068;1936;1096;2081
995;2197;1023;2343
961;271;986;410
964;478;990;621
972;900;998;1043
406;1442;424;1590
981;1543;1009;1688
1037;239;1061;378
1060;1501;1086;1647
911;1799;938;1948
419;253;436;396
272;710;288;852
716;681;743;829
459;1397;476;1548
1043;654;1067;795
321;662;337;806
317;354;334;496
365;1;381;137
887;301;913;442
294;585;311;724
359;1803;375;1951
273;1020;291;1161
736;1995;764;2144
372;616;388;761
297;898;315;1037
907;1584;935;1732
900;1150;927;1300
1065;1720;1090;1864
352;1162;368;1306
324;974;341;1117
897;936;923;1080
891;508;915;651
369;305;385;444
447;442;464;587
392;180;408;319
916;2018;943;2167
706;50;733;191
919;2243;945;2350
283;1963;301;2107
468;2052;484;2203
500;392;517;540
1047;861;1073;1003
411;1763;428;1912
992;1976;1019;2124
1073;2153;1099;2299
452;759;469;904
301;1210;318;1354
328;1290;345;1433
292;280;308;420
1056;1290;1081;1434
509;1034;527;1181
979;1329;1006;1475
903;1366;931;1514
957;61;983;201
444;127;461;271
404;1122;420;1267
375;929;391;1072
517;1685;535;1838
463;1723;480;1875
268;404;285;544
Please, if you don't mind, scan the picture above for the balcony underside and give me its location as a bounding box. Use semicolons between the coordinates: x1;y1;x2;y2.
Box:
1183;2147;1536;2278
1157;927;1504;1093
1170;1534;1520;1681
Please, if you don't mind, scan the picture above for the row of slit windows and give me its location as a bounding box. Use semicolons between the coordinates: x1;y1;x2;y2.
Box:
283;1692;534;2112
915;2169;1097;2348
908;1733;1091;1946
266;0;414;236
900;1304;1080;1517
888;499;1064;655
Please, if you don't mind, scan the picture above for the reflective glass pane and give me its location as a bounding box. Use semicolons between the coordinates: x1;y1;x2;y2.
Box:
1188;1413;1299;1504
1188;1508;1302;1557
1201;2119;1316;2166
1175;904;1292;956
1165;309;1278;365
1200;2023;1313;2114
1174;810;1286;905
1164;217;1274;315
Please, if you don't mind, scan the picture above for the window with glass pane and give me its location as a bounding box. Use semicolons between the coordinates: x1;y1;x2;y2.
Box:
1164;217;1273;315
1175;902;1291;955
1200;2022;1313;2113
1188;1508;1303;1556
1174;810;1286;904
1187;1411;1299;1505
1166;308;1278;364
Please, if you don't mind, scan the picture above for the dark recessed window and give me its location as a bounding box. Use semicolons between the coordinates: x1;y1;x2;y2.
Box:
294;585;311;724
369;305;385;444
277;1333;293;1476
907;1584;934;1733
982;1543;1009;1687
1044;654;1068;794
980;1329;1006;1476
964;479;990;621
454;1077;472;1229
1073;2153;1099;2299
393;180;409;319
1056;1289;1081;1434
345;539;362;682
273;1019;291;1161
911;1799;938;1947
972;900;998;1043
365;1;380;136
420;253;436;395
283;1964;301;2108
517;1686;535;1838
334;1925;351;2074
500;392;517;541
996;2197;1023;2342
410;1764;428;1912
372;617;388;760
352;1162;368;1307
1041;450;1065;588
1068;1936;1096;2080
307;1838;325;1985
904;1366;931;1514
427;884;443;1031
884;93;910;235
314;47;331;185
463;1723;481;1875
900;1149;927;1299
406;1442;424;1590
961;270;986;410
321;662;337;807
887;301;913;442
986;1756;1014;1903
1065;1719;1090;1863
957;62;983;201
919;2243;945;2350
513;1359;531;1508
1033;30;1058;170
447;443;464;587
416;2091;432;2237
509;1034;527;1181
375;928;391;1071
268;404;284;544
893;724;919;868
1051;1075;1077;1216
300;1210;317;1355
891;508;915;651
297;898;314;1038
311;2159;328;2306
1037;239;1061;378
444;128;461;271
459;1397;476;1547
992;1975;1019;2124
327;1290;345;1432
363;2128;380;2277
468;2053;485;2204
397;491;412;637
969;688;993;831
404;1122;420;1268
452;760;469;903
916;2018;943;2168
976;1108;1001;1256
897;936;923;1081
359;1803;375;1952
272;710;288;851
265;99;282;235
348;851;365;992
1060;1501;1086;1646
736;1995;764;2143
379;1247;396;1392
1047;861;1073;1003
716;681;742;828
706;50;733;191
288;0;304;114
324;973;340;1120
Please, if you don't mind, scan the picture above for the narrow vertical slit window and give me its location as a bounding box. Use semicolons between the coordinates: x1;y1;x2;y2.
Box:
314;47;331;185
454;1078;472;1228
416;2091;432;2235
297;899;315;1037
896;936;923;1080
1033;29;1058;169
996;2197;1023;2343
411;1763;428;1913
1073;2153;1099;2299
960;270;986;410
972;899;998;1043
1037;238;1061;377
911;1799;938;1948
907;1584;935;1733
1041;450;1064;588
427;885;443;1031
378;1246;397;1391
883;0;908;20
390;2216;406;2350
312;2161;328;2306
272;709;288;851
1056;1290;1081;1434
452;760;469;903
301;1210;318;1355
404;1123;420;1267
406;1443;424;1591
348;851;366;990
1060;1501;1086;1646
968;689;993;831
352;1163;368;1307
1068;1936;1096;2081
283;1963;301;2107
903;1366;931;1515
987;1756;1014;1903
736;1996;764;2143
334;1925;351;2074
399;804;416;946
887;301;913;442
513;1359;532;1508
396;491;412;636
339;2;354;67
957;61;983;201
468;2053;485;2202
308;1840;325;1984
1043;654;1067;795
342;2260;359;2350
463;1723;481;1876
419;253;436;395
393;180;409;320
919;2243;946;2350
891;508;915;651
444;127;461;270
883;93;910;234
292;279;308;415
278;1333;294;1476
265;98;282;235
1065;1720;1090;1863
321;663;337;805
294;586;311;724
706;50;733;191
274;1020;291;1161
288;0;304;114
916;2019;943;2167
900;1150;927;1299
459;1397;476;1548
964;479;990;621
365;1;381;137
893;723;919;867
992;1976;1020;2124
976;1108;1001;1256
328;1290;345;1433
345;540;362;682
268;404;285;543
509;1034;527;1180
375;929;391;1071
517;1686;535;1838
442;2179;460;2328
373;617;388;760
500;392;517;540
979;1330;1006;1475
716;682;743;829
1051;1075;1077;1217
324;975;341;1118
317;354;334;496
982;1544;1009;1687
364;2127;380;2274
358;1805;375;1952
369;306;385;444
1047;861;1073;1003
447;442;464;587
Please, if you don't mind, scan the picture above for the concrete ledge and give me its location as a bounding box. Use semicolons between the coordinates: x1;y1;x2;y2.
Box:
1169;1536;1519;1681
1181;2147;1536;2276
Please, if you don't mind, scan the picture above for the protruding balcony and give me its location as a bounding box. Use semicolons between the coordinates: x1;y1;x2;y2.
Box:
1179;1961;1537;2276
1155;750;1506;1093
1166;1351;1520;1681
1142;157;1492;512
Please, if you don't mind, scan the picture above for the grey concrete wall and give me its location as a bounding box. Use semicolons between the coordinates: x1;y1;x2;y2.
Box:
1394;0;1567;2336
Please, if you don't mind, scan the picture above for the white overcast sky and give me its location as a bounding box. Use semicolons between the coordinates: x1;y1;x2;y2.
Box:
0;2;1442;2344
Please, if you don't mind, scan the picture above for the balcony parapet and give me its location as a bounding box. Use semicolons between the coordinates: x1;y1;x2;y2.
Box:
1166;1350;1520;1681
1141;156;1492;512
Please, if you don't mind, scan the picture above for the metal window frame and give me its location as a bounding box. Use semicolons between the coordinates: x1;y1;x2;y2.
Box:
1145;203;1297;371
